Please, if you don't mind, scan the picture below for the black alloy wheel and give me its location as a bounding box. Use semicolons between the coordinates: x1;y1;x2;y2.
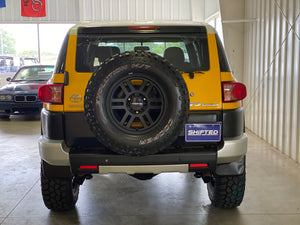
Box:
106;75;166;133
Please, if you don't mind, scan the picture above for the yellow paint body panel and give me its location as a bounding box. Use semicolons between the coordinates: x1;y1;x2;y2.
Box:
221;71;235;82
43;103;64;112
63;35;92;112
49;73;64;84
185;34;222;111
47;33;241;112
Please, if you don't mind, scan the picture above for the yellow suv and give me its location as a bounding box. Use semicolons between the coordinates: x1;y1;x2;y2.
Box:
38;22;247;211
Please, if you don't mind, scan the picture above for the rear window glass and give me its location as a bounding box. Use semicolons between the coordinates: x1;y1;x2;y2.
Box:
76;31;209;73
216;34;231;72
55;34;69;74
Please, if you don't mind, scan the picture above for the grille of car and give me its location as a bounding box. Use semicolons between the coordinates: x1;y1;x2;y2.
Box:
14;95;37;102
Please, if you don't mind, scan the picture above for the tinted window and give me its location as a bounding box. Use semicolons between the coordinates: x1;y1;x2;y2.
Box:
216;34;230;72
76;31;209;73
55;34;69;74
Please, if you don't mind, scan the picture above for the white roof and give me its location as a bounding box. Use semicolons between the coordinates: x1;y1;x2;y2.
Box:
69;21;216;35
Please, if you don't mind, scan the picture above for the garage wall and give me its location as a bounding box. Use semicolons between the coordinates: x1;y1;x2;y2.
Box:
81;0;195;21
219;0;245;83
244;0;300;162
205;0;219;19
0;0;80;22
0;0;207;23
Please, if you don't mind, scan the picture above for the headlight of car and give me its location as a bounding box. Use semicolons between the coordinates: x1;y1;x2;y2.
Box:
0;95;13;101
6;95;12;101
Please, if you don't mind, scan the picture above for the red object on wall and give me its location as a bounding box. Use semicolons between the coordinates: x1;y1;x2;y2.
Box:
21;0;46;17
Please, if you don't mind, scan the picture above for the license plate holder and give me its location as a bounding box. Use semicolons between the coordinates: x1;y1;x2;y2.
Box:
185;123;222;142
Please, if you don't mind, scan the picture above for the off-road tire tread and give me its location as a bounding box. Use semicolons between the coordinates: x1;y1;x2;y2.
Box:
207;173;245;209
84;51;189;156
41;172;79;211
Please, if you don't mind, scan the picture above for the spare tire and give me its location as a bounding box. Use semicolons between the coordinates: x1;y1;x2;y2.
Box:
84;51;189;156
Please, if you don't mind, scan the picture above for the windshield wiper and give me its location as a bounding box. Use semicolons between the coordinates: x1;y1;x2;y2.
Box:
192;71;205;74
181;71;204;79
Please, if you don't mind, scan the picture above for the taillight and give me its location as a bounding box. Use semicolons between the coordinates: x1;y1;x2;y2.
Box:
129;26;156;30
222;82;247;102
190;163;208;168
38;84;63;104
80;165;98;170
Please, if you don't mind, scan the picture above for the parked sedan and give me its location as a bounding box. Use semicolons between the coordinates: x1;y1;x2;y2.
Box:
0;65;54;119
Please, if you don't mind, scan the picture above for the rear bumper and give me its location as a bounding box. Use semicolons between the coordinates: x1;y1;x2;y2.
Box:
69;149;217;174
38;133;247;174
217;134;248;163
38;137;70;166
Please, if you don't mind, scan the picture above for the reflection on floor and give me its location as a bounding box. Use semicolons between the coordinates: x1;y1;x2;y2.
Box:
0;115;300;225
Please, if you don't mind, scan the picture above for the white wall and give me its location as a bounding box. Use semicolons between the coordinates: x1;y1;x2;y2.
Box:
0;0;80;23
80;0;201;21
219;0;245;82
244;0;300;162
0;0;223;25
0;0;206;23
205;0;219;19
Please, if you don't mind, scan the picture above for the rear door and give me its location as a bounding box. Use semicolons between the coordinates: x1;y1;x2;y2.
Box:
183;32;222;111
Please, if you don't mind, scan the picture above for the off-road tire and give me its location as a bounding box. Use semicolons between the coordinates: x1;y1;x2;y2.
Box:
84;51;189;156
207;172;246;209
41;167;79;211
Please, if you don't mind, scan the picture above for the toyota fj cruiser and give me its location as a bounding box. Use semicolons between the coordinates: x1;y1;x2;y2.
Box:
38;22;247;211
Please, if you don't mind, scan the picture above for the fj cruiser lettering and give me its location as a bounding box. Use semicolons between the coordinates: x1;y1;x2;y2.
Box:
38;21;247;211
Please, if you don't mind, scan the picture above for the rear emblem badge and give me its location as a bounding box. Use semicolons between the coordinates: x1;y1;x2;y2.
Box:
70;94;82;102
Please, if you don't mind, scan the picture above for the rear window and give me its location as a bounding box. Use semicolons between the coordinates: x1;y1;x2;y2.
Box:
55;33;69;74
216;34;230;72
76;26;209;73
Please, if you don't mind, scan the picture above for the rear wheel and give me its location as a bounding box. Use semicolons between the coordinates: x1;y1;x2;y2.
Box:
40;165;79;211
207;172;246;209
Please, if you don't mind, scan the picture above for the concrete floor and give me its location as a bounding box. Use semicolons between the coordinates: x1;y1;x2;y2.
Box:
0;115;300;225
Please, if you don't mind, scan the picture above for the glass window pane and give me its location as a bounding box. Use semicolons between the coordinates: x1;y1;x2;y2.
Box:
76;31;209;73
